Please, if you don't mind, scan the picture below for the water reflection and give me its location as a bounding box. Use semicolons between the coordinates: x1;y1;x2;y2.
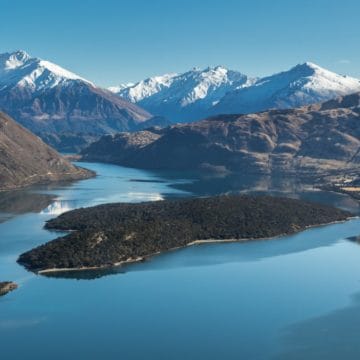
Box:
0;190;55;223
274;292;360;359
158;170;360;215
161;171;309;195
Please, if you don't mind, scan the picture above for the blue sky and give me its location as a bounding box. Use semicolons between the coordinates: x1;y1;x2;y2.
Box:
1;0;359;86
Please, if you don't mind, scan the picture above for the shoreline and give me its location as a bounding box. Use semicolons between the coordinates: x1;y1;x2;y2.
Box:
0;168;95;192
36;217;356;275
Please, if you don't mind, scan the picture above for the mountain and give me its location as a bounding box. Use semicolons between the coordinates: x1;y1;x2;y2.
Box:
0;50;155;151
0;111;93;190
81;92;360;177
113;62;360;122
110;66;254;122
213;62;360;114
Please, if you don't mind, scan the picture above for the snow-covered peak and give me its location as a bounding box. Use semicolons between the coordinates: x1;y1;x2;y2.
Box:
108;83;135;94
109;65;253;121
112;66;251;106
0;50;31;71
38;60;86;81
213;62;360;115
110;73;177;103
254;61;360;96
0;50;93;91
295;61;321;70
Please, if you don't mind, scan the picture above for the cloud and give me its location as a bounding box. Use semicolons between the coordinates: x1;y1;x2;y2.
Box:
338;59;351;64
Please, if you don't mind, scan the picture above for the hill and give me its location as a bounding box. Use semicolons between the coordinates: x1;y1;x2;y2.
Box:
81;93;360;177
0;112;93;190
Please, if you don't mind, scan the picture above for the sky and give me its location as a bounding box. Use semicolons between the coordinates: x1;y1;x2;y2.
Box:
1;0;359;87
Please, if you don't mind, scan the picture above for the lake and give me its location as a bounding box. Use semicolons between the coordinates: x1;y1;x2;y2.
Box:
1;162;360;359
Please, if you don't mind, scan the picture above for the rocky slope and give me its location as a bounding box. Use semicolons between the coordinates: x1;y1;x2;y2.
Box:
0;112;93;190
0;51;157;151
81;93;360;177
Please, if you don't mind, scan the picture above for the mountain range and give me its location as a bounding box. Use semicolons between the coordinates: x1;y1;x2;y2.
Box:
110;66;254;122
1;50;360;153
81;92;360;177
0;51;159;151
111;62;360;122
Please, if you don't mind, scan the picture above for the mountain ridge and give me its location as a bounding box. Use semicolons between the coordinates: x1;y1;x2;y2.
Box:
81;92;360;177
0;50;158;151
111;62;360;123
110;65;254;122
213;62;360;114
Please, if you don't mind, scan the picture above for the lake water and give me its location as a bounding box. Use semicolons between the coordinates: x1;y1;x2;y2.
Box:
1;162;360;359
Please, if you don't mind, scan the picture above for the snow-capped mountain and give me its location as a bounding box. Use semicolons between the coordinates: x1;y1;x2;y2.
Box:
0;50;92;91
110;66;254;122
0;50;153;151
108;83;135;94
213;62;360;115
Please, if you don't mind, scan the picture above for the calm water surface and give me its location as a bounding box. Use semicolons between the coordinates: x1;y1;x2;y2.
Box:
1;162;360;359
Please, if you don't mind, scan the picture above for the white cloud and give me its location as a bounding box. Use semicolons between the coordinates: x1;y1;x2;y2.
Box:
338;59;351;64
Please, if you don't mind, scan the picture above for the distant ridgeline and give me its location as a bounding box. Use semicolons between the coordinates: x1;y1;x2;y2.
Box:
18;195;350;274
81;93;360;177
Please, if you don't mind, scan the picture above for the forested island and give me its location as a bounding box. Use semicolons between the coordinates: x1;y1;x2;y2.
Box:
18;195;351;274
0;282;18;296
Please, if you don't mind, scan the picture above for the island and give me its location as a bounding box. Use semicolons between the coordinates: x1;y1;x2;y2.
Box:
0;282;18;296
18;195;351;274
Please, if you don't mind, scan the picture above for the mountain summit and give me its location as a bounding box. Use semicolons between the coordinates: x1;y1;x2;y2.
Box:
213;62;360;114
0;50;153;151
110;66;254;122
0;50;92;90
